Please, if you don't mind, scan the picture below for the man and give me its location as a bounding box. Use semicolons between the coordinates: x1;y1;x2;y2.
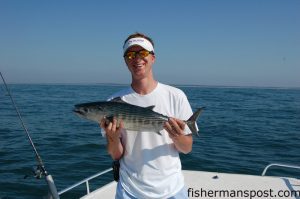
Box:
100;33;195;199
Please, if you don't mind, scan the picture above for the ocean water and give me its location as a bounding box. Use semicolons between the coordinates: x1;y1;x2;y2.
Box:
0;84;299;199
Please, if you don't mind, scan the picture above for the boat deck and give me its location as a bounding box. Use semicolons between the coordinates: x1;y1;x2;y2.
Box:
79;170;300;199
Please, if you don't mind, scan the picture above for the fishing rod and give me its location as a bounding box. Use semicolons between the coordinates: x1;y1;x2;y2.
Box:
0;72;59;199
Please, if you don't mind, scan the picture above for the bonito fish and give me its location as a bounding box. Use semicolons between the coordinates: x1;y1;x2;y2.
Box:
73;97;203;135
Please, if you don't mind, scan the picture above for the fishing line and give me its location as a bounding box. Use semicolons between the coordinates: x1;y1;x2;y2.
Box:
0;84;4;94
0;72;44;168
0;72;59;199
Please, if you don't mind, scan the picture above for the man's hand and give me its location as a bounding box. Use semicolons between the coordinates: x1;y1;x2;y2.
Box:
100;117;124;141
99;117;124;160
164;118;193;154
164;118;185;139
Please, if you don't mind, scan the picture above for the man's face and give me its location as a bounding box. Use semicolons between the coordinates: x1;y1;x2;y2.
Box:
124;45;155;80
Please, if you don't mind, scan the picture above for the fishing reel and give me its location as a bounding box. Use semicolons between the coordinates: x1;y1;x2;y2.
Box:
24;165;46;179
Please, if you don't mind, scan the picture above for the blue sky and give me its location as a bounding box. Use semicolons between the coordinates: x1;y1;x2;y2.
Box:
0;0;299;87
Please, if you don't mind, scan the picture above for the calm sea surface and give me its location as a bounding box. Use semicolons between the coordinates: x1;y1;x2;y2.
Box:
0;84;299;199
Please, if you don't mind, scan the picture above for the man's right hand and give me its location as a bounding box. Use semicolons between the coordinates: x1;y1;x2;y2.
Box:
100;117;124;141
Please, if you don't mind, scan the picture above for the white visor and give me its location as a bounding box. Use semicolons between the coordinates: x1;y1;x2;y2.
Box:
123;37;154;54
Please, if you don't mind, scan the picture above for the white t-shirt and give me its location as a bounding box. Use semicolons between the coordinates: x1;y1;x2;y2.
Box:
104;82;194;199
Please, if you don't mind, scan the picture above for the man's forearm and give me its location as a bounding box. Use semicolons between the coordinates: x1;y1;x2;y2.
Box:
107;136;123;160
172;134;193;154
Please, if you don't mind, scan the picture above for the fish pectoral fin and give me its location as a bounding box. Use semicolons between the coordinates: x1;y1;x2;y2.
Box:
145;105;155;110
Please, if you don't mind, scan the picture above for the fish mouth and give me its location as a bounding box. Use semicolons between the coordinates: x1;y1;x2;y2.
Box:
73;109;84;116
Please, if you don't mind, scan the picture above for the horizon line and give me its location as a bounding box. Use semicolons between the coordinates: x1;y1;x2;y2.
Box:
1;82;300;90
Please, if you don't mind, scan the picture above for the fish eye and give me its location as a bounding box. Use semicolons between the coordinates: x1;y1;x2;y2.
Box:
83;107;88;112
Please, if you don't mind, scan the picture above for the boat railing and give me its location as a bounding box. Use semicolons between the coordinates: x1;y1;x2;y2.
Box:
262;163;300;176
57;163;300;196
58;168;113;196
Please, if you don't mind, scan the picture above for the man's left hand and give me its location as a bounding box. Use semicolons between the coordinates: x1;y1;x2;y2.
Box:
164;118;185;139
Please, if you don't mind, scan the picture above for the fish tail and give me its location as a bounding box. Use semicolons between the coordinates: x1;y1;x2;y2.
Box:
186;107;204;136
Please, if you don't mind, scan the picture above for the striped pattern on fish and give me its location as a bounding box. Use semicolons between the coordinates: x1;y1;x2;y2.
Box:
73;97;203;135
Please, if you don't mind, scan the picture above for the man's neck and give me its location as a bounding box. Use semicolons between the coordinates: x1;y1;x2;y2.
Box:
131;77;158;95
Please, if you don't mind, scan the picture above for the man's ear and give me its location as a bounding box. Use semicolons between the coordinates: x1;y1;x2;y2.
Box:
151;54;156;63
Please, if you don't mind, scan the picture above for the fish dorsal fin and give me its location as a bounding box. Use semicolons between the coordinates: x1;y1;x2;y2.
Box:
110;97;126;103
145;105;155;110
